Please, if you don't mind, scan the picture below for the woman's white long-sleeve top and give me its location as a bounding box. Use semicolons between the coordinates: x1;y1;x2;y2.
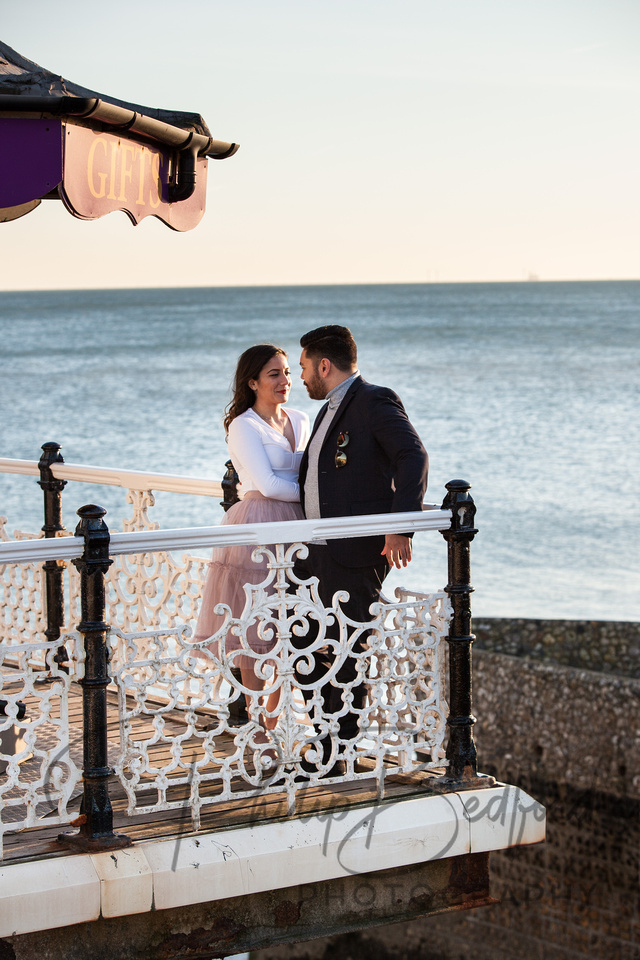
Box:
227;407;310;502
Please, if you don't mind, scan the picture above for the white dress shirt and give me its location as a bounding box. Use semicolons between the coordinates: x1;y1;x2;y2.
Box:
227;407;310;502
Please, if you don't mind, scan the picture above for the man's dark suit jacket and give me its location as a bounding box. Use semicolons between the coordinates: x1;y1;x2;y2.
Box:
298;376;429;568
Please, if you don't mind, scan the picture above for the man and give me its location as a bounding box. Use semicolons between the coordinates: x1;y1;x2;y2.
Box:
294;324;428;773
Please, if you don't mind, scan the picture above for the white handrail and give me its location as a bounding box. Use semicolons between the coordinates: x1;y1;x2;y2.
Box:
0;458;224;498
0;458;40;478
0;509;452;564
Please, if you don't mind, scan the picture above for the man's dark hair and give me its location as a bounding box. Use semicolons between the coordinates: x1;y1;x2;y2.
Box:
300;324;357;371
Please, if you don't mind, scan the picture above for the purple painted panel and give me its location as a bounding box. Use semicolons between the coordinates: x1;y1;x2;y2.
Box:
0;119;63;206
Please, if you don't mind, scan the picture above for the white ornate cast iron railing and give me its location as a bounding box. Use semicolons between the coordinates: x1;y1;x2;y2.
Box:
2;449;483;854
0;503;466;855
0;452;227;647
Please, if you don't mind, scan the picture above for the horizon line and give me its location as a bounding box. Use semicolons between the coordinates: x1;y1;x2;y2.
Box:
2;277;639;295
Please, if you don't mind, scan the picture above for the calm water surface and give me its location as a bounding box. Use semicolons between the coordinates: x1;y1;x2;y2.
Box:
1;281;638;621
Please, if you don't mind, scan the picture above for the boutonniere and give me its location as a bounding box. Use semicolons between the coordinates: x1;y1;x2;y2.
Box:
335;431;349;468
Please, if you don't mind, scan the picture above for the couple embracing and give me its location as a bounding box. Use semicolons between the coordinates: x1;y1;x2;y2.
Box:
195;324;428;770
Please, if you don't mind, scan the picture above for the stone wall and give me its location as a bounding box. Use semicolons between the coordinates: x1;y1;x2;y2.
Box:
253;620;640;960
472;647;640;800
474;617;640;679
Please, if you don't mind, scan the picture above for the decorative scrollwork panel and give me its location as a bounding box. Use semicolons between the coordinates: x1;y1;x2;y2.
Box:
0;632;83;858
108;542;451;831
106;550;208;632
0;518;46;649
63;489;210;634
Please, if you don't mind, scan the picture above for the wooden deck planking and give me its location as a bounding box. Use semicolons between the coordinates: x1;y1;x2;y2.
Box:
2;771;428;865
2;675;435;867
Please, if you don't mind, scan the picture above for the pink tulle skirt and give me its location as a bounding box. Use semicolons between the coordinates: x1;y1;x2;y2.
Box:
194;491;304;668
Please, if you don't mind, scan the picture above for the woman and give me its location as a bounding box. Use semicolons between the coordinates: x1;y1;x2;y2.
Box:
194;344;309;741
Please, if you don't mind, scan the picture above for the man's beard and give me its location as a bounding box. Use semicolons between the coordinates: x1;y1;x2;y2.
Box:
304;370;327;400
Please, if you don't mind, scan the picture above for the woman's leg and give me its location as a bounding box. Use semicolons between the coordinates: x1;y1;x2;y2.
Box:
264;686;281;730
240;661;279;731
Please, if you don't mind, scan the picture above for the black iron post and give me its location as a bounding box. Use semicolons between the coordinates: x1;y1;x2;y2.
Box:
38;442;68;667
221;459;240;512
59;504;130;851
436;480;494;790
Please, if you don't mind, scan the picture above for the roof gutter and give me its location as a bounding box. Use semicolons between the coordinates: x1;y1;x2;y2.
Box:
0;94;238;203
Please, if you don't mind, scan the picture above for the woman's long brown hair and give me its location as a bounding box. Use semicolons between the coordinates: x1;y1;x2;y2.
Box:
223;344;287;434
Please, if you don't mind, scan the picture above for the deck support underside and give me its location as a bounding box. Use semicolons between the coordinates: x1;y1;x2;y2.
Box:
1;852;493;960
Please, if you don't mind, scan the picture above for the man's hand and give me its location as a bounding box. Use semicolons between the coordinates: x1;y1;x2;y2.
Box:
381;534;412;569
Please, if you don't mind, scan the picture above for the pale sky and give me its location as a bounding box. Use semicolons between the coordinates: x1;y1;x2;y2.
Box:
1;0;638;289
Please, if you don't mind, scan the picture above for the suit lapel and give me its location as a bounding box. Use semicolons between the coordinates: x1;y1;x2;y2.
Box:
308;401;330;443
299;377;363;512
306;377;360;450
298;401;328;491
318;377;362;448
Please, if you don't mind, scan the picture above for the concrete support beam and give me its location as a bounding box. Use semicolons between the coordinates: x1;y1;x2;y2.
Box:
1;853;494;960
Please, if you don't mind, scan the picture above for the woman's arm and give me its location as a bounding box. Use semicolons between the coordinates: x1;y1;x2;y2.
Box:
229;417;301;502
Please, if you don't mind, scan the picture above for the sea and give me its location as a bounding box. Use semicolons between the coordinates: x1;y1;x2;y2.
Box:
1;281;638;622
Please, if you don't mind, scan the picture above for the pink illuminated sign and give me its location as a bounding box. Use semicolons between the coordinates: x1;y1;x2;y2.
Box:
61;125;207;231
